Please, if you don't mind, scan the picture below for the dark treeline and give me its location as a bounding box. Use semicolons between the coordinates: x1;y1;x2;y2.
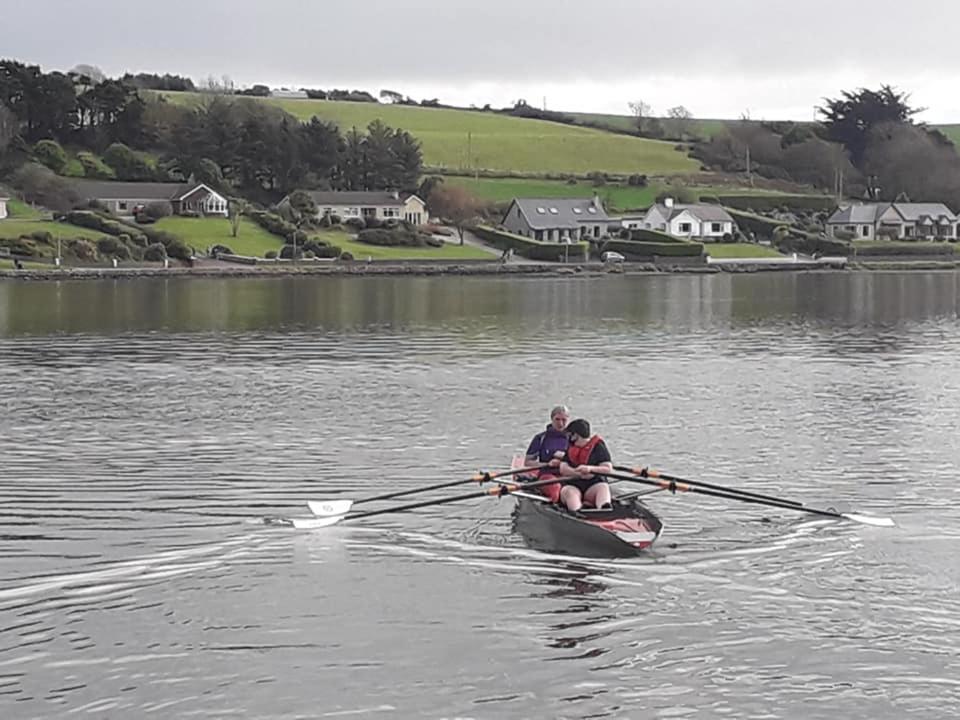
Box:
693;86;960;208
0;59;423;203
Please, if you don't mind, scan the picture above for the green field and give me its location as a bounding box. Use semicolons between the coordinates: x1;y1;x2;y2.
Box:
156;216;285;256
566;112;731;139
704;243;784;258
162;92;698;176
444;177;659;210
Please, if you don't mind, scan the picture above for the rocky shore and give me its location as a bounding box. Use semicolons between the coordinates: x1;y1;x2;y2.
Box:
1;258;957;281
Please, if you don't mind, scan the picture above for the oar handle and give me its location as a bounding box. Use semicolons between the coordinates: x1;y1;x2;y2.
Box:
470;464;548;483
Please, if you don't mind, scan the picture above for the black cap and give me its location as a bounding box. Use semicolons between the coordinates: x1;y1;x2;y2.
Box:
566;419;591;439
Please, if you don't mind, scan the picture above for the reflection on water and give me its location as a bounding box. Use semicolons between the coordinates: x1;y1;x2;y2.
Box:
1;272;959;718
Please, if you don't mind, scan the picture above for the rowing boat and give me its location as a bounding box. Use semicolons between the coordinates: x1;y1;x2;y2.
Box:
511;489;663;558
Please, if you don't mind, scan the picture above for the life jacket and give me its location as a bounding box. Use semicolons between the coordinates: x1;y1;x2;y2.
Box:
567;435;603;467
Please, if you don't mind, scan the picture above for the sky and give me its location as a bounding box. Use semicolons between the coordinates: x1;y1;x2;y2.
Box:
4;0;960;122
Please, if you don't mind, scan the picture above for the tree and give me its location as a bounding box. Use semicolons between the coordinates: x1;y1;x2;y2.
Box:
666;105;693;139
862;122;960;205
227;198;248;237
628;100;652;135
70;64;106;84
380;89;404;104
0;103;17;159
818;85;920;168
32;139;67;173
428;185;482;245
103;142;153;180
12;163;82;212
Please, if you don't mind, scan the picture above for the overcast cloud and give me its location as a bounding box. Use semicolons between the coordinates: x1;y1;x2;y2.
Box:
4;0;959;121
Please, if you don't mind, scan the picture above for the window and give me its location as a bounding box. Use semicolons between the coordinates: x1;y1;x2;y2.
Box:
549;207;559;214
860;225;870;237
711;222;722;233
536;207;546;214
384;208;398;217
572;208;582;214
587;207;597;214
118;201;128;211
679;222;692;233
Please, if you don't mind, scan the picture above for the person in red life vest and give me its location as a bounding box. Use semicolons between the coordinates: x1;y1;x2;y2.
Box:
523;405;571;503
557;418;613;512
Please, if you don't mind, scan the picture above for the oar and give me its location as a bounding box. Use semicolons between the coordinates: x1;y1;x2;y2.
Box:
307;465;547;517
596;470;895;528
300;475;564;528
615;465;804;508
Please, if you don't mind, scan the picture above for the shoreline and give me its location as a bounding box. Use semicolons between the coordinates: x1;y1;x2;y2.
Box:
2;259;959;281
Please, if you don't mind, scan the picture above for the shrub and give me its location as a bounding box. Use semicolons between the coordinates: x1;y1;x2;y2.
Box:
69;238;97;260
1;237;38;256
344;217;365;232
264;250;278;259
143;242;167;261
852;242;954;257
12;163;83;213
364;216;383;229
165;238;192;261
340;251;354;261
279;244;302;259
33;140;68;173
103;143;153;181
627;174;648;187
143;201;173;220
97;237;131;260
727;209;790;240
358;228;429;247
62;210;148;242
30;230;53;244
313;244;342;258
134;214;157;224
833;229;856;241
210;244;234;256
77;152;114;179
718;195;837;212
722;232;734;243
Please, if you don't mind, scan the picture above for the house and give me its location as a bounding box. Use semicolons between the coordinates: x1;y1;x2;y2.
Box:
282;190;428;225
501;195;614;242
0;196;8;220
623;198;736;241
70;179;229;217
826;202;958;241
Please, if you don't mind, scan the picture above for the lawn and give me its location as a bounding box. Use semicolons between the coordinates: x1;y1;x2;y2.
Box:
155;216;285;256
705;243;785;258
315;229;492;260
161;92;698;176
444;177;660;211
5;198;44;219
0;258;52;270
0;218;109;242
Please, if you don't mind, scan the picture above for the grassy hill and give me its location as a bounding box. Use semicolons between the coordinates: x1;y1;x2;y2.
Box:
161;92;698;176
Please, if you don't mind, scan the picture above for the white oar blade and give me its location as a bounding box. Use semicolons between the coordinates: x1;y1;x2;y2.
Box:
291;515;346;530
308;500;354;517
842;513;896;528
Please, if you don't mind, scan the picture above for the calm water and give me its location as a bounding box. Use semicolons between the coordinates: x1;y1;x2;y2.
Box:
1;273;959;719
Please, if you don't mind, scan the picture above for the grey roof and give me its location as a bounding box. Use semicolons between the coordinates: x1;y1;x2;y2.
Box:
305;190;406;206
69;179;202;201
510;197;610;229
828;202;957;224
651;203;733;223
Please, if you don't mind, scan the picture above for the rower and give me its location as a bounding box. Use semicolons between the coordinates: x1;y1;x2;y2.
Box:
523;404;571;503
557;419;613;512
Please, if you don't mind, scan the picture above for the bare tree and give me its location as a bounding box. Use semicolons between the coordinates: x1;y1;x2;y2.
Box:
228;198;248;238
628;100;652;134
666;105;693;139
427;185;483;245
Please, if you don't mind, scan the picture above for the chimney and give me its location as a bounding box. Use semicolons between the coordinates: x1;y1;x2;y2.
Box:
392;190;399;200
592;193;601;209
664;197;674;209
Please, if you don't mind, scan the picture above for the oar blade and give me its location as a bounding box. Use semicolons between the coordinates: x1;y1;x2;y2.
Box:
842;513;896;528
291;515;346;530
308;500;354;517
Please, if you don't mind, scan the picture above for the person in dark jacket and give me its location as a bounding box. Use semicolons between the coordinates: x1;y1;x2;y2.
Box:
524;405;571;502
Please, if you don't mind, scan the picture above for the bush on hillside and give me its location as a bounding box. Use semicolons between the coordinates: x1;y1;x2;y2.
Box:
340;251;354;261
210;244;234;256
70;238;97;260
62;210;148;243
97;237;132;260
13;163;82;213
279;244;302;259
143;242;167;261
143;201;173;220
103;143;154;181
32;140;68;173
264;250;278;259
30;230;53;244
247;209;297;238
344;217;365;232
77;152;114;179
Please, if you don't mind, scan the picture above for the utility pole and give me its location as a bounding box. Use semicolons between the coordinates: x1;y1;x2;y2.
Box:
746;146;753;187
467;132;472;173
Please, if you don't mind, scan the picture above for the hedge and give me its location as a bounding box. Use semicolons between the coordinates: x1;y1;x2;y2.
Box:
247;209;297;239
708;194;837;212
62;210;148;243
602;239;704;258
852;241;955;257
357;228;439;247
727;209;790;240
471;226;588;261
775;231;851;256
628;228;685;243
